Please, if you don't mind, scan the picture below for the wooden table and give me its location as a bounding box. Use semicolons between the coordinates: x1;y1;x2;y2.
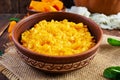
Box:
0;0;31;13
0;14;120;80
0;14;25;53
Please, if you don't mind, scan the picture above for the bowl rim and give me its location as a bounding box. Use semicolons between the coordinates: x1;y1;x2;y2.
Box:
27;6;65;13
27;7;41;13
12;12;103;59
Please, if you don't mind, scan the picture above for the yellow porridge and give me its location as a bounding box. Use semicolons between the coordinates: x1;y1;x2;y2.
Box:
21;19;96;56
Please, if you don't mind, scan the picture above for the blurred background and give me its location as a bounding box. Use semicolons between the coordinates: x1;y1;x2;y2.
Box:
0;0;31;13
0;0;74;13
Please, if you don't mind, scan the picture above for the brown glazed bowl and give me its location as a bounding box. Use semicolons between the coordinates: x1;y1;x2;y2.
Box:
27;7;40;15
12;12;103;73
74;0;120;15
27;6;65;15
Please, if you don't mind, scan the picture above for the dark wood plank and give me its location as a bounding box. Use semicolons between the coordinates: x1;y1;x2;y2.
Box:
0;14;25;53
0;14;16;54
0;0;31;13
19;0;31;13
0;0;12;13
9;0;19;13
0;14;15;26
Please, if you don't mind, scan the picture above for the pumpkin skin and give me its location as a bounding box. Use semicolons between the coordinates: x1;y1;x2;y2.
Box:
74;0;120;15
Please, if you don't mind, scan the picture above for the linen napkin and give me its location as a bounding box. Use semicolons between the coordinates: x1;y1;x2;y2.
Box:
0;34;120;80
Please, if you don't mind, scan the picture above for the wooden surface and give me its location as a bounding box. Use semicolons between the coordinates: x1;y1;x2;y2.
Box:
0;0;31;13
0;14;120;80
0;14;25;53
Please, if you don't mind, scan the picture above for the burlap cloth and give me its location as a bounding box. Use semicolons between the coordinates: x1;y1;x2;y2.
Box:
0;34;120;80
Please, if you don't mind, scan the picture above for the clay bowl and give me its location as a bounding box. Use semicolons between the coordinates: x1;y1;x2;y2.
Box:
27;7;65;15
74;0;120;15
27;7;40;15
12;12;103;73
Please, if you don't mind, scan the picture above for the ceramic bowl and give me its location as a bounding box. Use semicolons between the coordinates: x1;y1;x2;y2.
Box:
74;0;120;15
27;7;40;15
27;7;65;15
12;12;103;73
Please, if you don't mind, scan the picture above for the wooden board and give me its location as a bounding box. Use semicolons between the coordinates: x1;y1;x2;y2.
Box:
0;0;31;13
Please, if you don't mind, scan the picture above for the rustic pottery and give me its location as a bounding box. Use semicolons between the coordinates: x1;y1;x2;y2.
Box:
27;6;65;15
74;0;120;15
12;12;103;73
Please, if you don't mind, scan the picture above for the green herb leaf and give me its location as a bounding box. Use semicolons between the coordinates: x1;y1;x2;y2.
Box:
0;50;3;56
116;73;120;80
107;38;120;46
9;18;20;22
103;66;120;79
